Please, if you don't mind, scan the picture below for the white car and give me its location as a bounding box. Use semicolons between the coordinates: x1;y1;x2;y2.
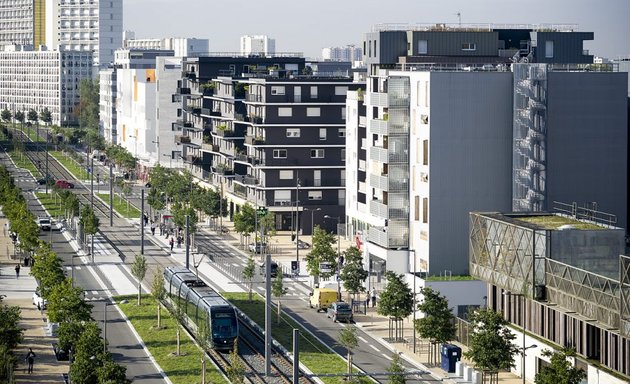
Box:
32;291;47;310
38;218;52;231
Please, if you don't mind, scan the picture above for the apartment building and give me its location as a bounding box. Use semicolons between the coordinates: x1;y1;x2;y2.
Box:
346;24;627;313
0;0;43;48
123;35;210;57
240;35;275;56
0;45;92;125
321;45;362;63
470;210;630;383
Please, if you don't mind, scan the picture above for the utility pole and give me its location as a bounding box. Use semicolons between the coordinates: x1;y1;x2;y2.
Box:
293;329;300;384
109;163;113;226
185;214;190;269
45;133;49;194
140;189;145;255
295;178;300;266
90;156;94;208
265;252;272;376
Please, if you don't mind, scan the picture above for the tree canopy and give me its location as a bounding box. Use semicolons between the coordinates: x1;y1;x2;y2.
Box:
415;287;456;345
463;308;519;373
47;278;93;323
339;246;368;296
305;225;337;278
534;348;586;384
377;271;414;321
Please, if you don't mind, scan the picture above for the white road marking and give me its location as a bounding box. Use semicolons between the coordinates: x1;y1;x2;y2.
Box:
75;266;81;270
91;290;99;295
370;345;380;352
382;353;393;360
358;336;368;343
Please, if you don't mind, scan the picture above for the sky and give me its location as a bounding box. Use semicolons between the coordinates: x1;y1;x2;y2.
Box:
124;0;630;60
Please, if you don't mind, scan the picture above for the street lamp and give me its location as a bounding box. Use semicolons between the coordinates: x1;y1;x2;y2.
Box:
152;139;160;165
294;178;301;266
324;215;341;301
304;207;321;239
410;249;417;353
504;291;534;384
103;300;116;353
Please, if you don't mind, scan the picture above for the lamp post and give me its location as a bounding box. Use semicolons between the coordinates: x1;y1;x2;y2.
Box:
324;215;341;301
504;291;534;384
410;249;417;353
103;300;116;353
304;207;321;239
152;139;160;165
294;178;300;265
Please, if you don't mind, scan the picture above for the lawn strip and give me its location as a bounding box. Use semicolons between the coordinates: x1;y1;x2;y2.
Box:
96;193;140;218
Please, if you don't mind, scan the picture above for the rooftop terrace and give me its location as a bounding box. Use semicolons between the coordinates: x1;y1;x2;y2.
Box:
512;214;605;230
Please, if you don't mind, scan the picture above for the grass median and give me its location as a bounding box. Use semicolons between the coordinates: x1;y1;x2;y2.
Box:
114;295;227;384
223;292;372;384
96;193;140;218
8;150;41;177
35;192;65;218
50;150;89;180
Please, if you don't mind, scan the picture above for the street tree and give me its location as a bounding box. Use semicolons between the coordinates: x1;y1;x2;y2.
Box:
39;108;52;126
131;255;147;305
242;257;256;302
534;348;586;384
0;301;23;350
377;271;414;341
387;353;406;384
196;311;211;384
58;321;85;356
272;272;288;324
96;359;131;384
233;203;255;244
172;203;198;234
172;300;185;356
27;109;38;137
305;225;337;278
339;246;368;300
69;322;106;384
151;267;166;329
80;205;99;256
415;287;456;364
30;242;65;300
47;278;93;323
337;325;358;378
0;109;10;125
14;111;25;130
464;308;519;383
147;186;166;212
121;182;133;211
226;344;245;384
77;78;100;131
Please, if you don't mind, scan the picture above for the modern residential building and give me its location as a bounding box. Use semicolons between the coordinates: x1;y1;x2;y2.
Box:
46;0;123;68
321;45;362;63
470;210;630;383
0;0;43;48
346;24;628;314
240;35;275;56
99;67;117;141
123;35;210;57
0;45;92;125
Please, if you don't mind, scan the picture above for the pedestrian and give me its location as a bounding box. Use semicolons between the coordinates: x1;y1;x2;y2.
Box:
15;263;20;279
143;214;149;226
25;348;36;373
150;222;156;236
366;295;370;308
176;235;182;248
169;237;174;252
371;287;377;308
159;223;164;236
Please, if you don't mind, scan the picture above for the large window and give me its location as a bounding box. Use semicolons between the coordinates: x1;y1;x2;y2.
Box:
417;40;428;54
461;43;476;51
286;128;300;138
278;107;292;117
545;41;554;58
279;170;293;179
310;149;324;158
307;107;321;117
335;86;349;96
308;191;322;200
273;149;287;158
310;86;318;98
319;128;327;140
271;86;285;95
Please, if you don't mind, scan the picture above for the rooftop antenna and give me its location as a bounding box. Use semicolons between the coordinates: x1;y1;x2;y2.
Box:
455;12;462;27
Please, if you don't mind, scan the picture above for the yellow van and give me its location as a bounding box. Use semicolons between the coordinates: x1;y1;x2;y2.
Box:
309;288;338;312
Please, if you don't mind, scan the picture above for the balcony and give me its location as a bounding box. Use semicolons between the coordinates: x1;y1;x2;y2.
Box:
368;227;389;248
184;154;200;164
215;128;239;138
184;71;197;81
369;92;388;107
177;87;190;95
369;119;388;135
370;200;388;218
212;166;234;176
245;135;265;145
184;105;202;114
370;174;389;191
201;108;221;117
175;135;191;144
245;93;263;103
234;174;258;185
369;146;388;163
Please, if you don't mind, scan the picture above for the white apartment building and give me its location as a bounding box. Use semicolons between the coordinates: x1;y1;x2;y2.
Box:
240;35;275;56
124;36;210;57
153;56;185;169
0;0;43;48
46;0;122;68
99;68;116;141
322;45;362;62
0;45;92;125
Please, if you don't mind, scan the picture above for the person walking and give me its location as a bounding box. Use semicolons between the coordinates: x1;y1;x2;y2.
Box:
25;348;36;373
15;263;20;279
176;235;182;248
371;287;377;308
169;237;174;252
150;222;156;236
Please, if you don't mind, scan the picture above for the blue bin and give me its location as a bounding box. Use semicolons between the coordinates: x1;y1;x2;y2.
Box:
441;344;462;373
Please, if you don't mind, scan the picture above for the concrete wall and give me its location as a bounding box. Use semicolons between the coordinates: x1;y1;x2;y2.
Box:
546;72;628;232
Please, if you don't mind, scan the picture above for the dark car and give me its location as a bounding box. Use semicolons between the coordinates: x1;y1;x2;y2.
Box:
327;302;353;323
248;242;267;254
259;261;279;278
55;180;74;189
37;175;55;185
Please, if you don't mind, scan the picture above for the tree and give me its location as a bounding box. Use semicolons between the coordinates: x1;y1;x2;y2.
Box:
534;348;586;384
196;311;210;384
80;205;100;257
69;322;106;384
131;255;147;305
226;344;245;384
46;278;93;323
30;242;65;300
415;287;456;364
271;272;288;324
339;246;368;300
39;108;52;126
305;225;337;278
464;308;519;383
242;257;256;302
387;353;406;384
172;203;198;234
337;326;358;378
14;111;24;129
377;271;413;341
0;302;23;350
151;267;166;329
77;78;100;131
233;203;255;243
97;359;131;384
147;186;166;212
58;321;85;355
172;300;185;356
0;109;10;125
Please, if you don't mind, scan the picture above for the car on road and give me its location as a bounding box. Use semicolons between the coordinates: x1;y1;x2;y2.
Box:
259;260;279;277
294;239;310;249
32;290;47;310
327;301;353;323
37;217;51;231
248;242;267;254
55;180;74;189
36;175;55;185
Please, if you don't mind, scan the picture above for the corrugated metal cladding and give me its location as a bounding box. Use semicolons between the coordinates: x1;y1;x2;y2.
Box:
407;31;499;57
362;31;407;66
533;32;594;64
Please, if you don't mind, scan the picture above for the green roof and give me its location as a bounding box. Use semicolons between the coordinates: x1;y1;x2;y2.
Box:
514;215;604;230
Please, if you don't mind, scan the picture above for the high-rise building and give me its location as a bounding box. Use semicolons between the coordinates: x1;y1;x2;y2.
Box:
240;35;275;56
0;0;43;48
321;45;362;62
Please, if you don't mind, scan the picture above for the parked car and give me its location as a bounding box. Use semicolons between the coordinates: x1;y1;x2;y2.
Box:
295;239;310;249
259;260;279;278
309;288;338;312
55;180;74;189
32;290;47;310
52;343;69;361
248;242;267;254
327;301;353;323
36;175;55;185
37;217;51;231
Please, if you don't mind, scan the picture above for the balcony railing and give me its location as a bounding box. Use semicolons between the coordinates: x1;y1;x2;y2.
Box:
175;135;191;144
245;135;265;145
234;174;258;185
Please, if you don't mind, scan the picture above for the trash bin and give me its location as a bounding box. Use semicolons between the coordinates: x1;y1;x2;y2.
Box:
441;344;462;373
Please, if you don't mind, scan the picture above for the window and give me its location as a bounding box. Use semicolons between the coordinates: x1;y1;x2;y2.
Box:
422;197;428;223
415;196;420;221
341;149;346;162
279;170;293;179
319;128;327;140
417;40;428;54
307;107;321;117
341;107;346;120
311;149;324;158
339;128;346;137
461;43;476;51
271;86;285;95
278;107;292;117
423;140;428;165
335;86;348;96
273;149;287;158
545;41;554;58
286;128;300;138
310;86;318;98
308;191;322;200
420;114;429;124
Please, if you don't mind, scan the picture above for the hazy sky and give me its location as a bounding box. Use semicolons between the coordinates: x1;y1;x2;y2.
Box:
124;0;630;60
